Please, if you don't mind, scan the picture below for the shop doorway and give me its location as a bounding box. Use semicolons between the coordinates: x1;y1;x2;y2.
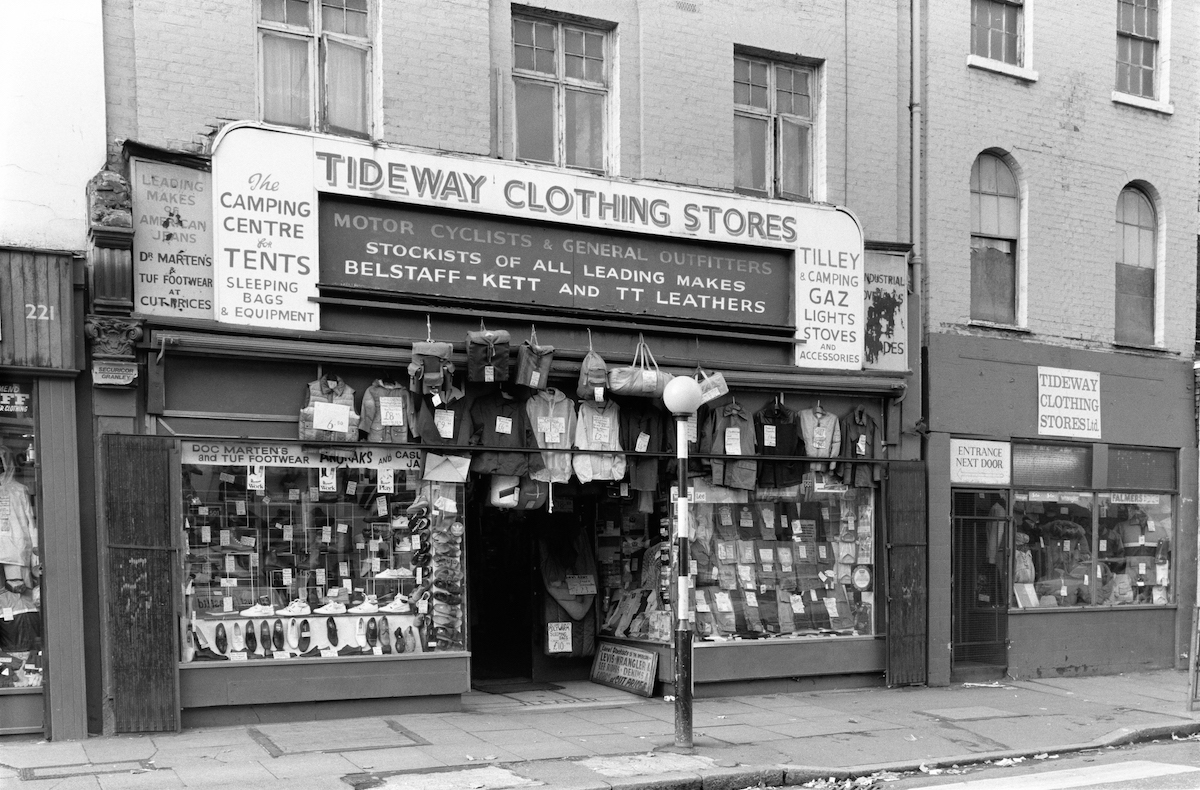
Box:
950;490;1010;681
465;479;597;690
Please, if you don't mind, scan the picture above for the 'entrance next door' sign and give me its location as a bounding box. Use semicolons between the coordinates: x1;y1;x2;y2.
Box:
319;200;792;326
1037;366;1101;440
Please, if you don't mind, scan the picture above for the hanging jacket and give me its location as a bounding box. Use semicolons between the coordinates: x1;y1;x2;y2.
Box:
573;400;626;483
619;400;667;491
704;401;756;491
526;388;576;483
755;401;804;488
0;479;35;568
411;385;468;446
799;408;840;472
838;405;881;487
298;376;359;441
468;391;542;475
359;380;414;444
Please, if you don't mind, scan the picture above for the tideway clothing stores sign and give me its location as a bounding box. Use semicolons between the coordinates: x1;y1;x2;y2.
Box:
205;124;866;369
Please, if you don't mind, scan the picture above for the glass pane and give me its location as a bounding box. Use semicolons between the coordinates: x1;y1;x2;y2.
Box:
534;21;554;49
181;455;468;661
286;0;310;28
534;49;555;74
566;53;584;80
734;82;751;106
325;40;368;135
970;238;1015;323
345;8;366;36
978;194;1000;236
585;54;603;83
565;89;604;170
1012;444;1092;488
514;79;556;164
262;34;311;129
779;118;810;200
0;379;41;666
1095;493;1173;605
750;84;768;109
1115;263;1155;344
1012;492;1094;607
262;0;286;23
585;31;603;58
513;19;534;46
1109;448;1176;490
734;114;768;193
564;28;584;56
322;6;344;35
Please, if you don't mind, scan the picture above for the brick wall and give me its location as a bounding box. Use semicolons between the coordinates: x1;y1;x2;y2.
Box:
923;1;1199;354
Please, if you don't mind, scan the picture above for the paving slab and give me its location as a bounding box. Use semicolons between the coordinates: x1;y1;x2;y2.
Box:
342;746;446;772
253;751;360;779
378;765;537;790
4;774;102;790
510;758;612;790
0;741;89;769
578;752;715;778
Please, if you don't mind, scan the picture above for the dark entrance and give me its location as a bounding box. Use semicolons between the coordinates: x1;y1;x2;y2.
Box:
951;489;1010;681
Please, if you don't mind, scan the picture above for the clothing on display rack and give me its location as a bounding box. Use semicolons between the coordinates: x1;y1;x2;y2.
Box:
799;406;840;471
526;388;576;484
705;400;756;490
838;405;881;487
467;390;542;476
359;380;414;444
755;400;803;488
298;375;360;442
573;400;625;483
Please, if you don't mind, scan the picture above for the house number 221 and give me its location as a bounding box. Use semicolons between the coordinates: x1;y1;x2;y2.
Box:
25;304;56;321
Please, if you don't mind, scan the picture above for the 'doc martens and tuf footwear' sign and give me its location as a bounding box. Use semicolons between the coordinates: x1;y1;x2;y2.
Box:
206;124;867;370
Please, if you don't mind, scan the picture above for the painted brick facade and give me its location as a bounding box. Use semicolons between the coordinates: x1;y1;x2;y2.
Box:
923;2;1199;354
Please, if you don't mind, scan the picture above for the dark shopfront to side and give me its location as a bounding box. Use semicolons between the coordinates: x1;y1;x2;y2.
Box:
925;332;1198;686
88;124;923;733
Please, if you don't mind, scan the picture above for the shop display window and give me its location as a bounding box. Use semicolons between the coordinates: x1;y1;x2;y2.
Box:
1011;491;1173;609
180;446;465;662
598;476;877;642
0;380;41;688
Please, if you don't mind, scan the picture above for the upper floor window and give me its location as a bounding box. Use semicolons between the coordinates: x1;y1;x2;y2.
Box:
1114;186;1157;345
734;54;815;201
512;15;610;172
970;153;1019;325
971;0;1023;66
1116;0;1158;98
258;0;372;137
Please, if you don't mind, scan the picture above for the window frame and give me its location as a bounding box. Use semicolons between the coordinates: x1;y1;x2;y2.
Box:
1113;184;1162;348
967;0;1038;82
1112;0;1173;113
510;12;613;174
256;0;375;139
969;152;1025;328
733;52;819;202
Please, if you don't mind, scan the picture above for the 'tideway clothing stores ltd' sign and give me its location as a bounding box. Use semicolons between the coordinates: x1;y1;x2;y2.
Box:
208;123;866;370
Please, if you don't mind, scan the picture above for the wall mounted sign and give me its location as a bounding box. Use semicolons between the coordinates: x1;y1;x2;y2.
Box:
211;124;865;369
131;159;214;319
181;441;421;471
319;200;792;326
0;382;33;416
950;438;1011;485
0;251;74;370
1037;366;1101;440
92;361;139;387
862;250;907;372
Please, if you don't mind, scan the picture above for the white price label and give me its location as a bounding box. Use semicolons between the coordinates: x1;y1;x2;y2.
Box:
379;396;406;427
763;425;777;447
346;481;358;496
724;427;742;455
313;402;350;433
495;416;513;435
635;432;650;452
434;409;455;439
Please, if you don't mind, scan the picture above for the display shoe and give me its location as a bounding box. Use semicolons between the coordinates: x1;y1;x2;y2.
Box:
404;626;418;654
435;579;462;595
259;621;271;652
193;646;230;662
326;616;339;647
298;619;312;652
366;617;379;647
434;567;463;584
314;600;347;615
245;621;258;653
379;596;410;614
232;623;245;651
215;623;228;654
394;626;406;653
298;645;320;659
240;595;274;617
338;645;364;656
287;618;300;650
348;589;366;608
183;628;196;662
432;590;462;606
355;618;368;648
268;619;282;651
406;496;430;515
277;598;312;616
411;550;431;568
349;594;379;614
379;617;392;654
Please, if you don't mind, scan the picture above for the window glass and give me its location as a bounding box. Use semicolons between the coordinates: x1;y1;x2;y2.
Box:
1115;187;1156;345
1012;492;1093;607
970;153;1019;324
1109;447;1175;490
779;118;811;200
1012;443;1091;489
0;380;41;687
565;89;605;171
1097;493;1172;605
514;79;556;164
734;114;769;193
262;33;311;128
1116;0;1158;98
972;0;1022;66
733;55;815;200
182;457;465;661
325;40;368;135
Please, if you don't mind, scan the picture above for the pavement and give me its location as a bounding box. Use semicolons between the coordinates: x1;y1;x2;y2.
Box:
2;670;1199;790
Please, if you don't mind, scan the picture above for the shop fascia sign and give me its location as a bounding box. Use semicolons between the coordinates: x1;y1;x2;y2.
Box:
1037;366;1101;440
210;123;866;371
949;438;1011;485
181;440;420;470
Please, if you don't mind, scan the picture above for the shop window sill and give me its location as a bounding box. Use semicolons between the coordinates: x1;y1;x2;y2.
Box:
179;650;469;669
0;686;42;694
1112;341;1171;354
967;320;1031;334
1010;603;1176;614
1111;91;1174;115
967;55;1038;83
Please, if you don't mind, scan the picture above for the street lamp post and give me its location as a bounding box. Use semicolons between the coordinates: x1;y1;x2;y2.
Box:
662;376;703;749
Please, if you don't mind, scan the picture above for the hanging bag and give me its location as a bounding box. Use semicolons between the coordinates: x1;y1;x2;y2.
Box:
608;334;674;398
516;326;555;389
695;366;729;404
576;329;609;401
408;341;453;395
466;322;511;383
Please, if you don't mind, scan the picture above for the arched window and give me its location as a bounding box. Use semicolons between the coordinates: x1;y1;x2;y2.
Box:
1115;186;1157;345
970;153;1019;324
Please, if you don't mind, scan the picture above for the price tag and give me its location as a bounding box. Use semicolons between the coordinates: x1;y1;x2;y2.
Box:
1139;535;1146;546
368;539;380;552
823;597;840;619
818;545;828;560
198;506;210;516
686;412;698;442
283;524;293;541
321;526;332;543
282;569;293;585
346;481;358;496
225;555;236;573
272;650;291;660
758;548;774;565
434;409;455;439
432;392;443;406
594;386;604;402
790;594;805;614
689;559;698;576
378;470;394;495
338;562;349;578
228;651;248;662
695;595;711;613
319;467;337;493
372;644;385;656
337;522;349;534
740;509;753;527
315;569;327;585
484;365;496;383
529;370;541;388
247;465;265;492
1099;539;1107;552
320;646;337;658
309;486;320;500
417;597;429;614
219;472;235;484
719;507;733;526
797;545;808;560
379;396;406;427
763;425;777;447
201;525;211;543
235;500;246;516
566;575;597;595
313;402;350;433
635;432;650;452
725;427;742;455
1139;562;1147;575
1060;585;1068;597
745;591;758;608
592;415;611;443
1063;540;1070;552
714;591;733;612
495;416;513;435
810;589;819;602
1;608;12;621
368;558;379;573
289;488;300;501
223;597;234;612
